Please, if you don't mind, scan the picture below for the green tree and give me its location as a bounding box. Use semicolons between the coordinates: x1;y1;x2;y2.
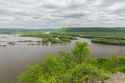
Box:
59;63;110;83
19;42;125;83
18;64;43;83
72;42;90;63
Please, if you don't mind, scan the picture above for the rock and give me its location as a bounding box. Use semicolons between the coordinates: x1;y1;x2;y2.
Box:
104;72;125;83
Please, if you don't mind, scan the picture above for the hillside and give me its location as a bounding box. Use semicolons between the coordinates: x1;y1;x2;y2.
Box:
62;27;125;32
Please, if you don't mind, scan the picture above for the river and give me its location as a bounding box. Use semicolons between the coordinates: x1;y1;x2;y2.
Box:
0;35;125;82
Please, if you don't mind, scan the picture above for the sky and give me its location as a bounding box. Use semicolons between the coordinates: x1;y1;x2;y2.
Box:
0;0;125;29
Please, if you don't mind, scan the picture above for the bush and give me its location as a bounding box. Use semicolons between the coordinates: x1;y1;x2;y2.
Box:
96;56;125;73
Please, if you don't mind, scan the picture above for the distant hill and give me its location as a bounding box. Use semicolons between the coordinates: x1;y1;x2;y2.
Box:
0;28;56;34
1;27;125;34
61;27;125;32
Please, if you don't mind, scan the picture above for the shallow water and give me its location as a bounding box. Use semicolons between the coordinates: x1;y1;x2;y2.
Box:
80;38;125;56
0;45;72;83
0;35;125;82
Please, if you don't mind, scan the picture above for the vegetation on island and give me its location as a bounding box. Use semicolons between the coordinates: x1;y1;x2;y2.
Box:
91;38;125;45
20;32;77;45
72;31;125;46
18;42;125;83
19;28;125;45
81;32;125;45
79;32;125;39
58;28;125;45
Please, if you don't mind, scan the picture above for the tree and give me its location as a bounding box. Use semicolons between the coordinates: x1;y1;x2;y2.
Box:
72;42;90;63
18;42;114;83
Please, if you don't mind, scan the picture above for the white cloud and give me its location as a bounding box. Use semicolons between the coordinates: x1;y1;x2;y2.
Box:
0;0;125;28
108;2;125;11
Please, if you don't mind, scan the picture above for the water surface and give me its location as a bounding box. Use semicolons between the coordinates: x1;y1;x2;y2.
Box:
0;35;125;82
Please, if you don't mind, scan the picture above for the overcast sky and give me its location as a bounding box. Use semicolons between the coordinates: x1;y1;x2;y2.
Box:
0;0;125;28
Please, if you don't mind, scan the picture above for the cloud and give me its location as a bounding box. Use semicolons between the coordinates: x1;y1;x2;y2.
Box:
0;0;125;28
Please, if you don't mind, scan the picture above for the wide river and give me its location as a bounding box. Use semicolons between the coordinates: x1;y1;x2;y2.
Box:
0;35;125;82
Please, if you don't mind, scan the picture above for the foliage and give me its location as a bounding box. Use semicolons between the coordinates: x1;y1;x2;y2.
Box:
71;42;90;63
92;38;125;45
18;42;125;83
18;64;43;83
59;28;125;45
58;63;110;83
78;31;125;45
96;56;125;73
61;27;125;32
21;32;77;45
